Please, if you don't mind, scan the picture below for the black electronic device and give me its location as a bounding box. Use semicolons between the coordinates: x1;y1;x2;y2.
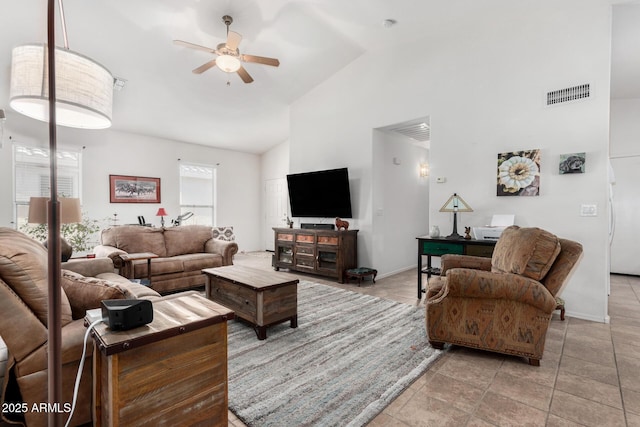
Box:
137;215;146;225
301;223;335;230
101;299;153;331
286;167;352;218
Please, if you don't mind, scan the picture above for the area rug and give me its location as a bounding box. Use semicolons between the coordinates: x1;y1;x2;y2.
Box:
227;281;442;427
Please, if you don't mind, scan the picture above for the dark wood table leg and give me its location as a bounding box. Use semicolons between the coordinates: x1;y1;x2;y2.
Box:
290;315;298;329
417;251;423;299
255;326;267;340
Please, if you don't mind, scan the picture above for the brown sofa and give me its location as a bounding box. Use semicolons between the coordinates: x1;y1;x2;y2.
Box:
94;225;238;294
0;227;163;427
426;226;583;366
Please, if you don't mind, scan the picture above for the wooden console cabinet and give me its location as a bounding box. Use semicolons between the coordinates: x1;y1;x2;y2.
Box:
272;228;358;283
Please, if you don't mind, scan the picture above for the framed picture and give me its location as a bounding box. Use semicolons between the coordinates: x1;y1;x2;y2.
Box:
109;175;161;203
497;149;541;196
559;152;586;174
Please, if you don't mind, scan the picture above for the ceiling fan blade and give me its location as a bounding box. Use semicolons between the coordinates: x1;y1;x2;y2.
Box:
237;66;254;84
192;59;217;74
242;54;280;67
174;40;216;53
226;31;242;51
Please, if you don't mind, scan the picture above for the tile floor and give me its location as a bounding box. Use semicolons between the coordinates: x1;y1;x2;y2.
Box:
1;253;634;427
228;252;640;427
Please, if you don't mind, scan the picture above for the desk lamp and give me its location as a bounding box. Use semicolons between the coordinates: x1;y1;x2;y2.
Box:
439;193;473;239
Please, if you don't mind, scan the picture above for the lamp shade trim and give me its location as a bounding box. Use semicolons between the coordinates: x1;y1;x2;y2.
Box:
9;44;113;129
439;193;473;212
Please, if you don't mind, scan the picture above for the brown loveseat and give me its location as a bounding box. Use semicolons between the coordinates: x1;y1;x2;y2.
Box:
94;225;238;294
426;226;583;366
0;227;163;427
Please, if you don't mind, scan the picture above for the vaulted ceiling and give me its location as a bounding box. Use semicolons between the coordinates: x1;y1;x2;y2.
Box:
1;1;638;154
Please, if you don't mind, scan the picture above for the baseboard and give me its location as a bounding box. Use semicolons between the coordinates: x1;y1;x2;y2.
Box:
375;265;416;281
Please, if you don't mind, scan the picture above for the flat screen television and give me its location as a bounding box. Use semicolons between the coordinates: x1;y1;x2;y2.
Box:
287;167;353;218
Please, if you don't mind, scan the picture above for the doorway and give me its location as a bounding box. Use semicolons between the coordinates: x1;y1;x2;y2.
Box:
264;178;288;251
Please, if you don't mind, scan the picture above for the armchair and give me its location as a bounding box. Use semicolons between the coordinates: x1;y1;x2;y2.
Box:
426;226;582;366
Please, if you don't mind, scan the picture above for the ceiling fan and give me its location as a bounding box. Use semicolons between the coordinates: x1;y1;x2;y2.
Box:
174;15;280;84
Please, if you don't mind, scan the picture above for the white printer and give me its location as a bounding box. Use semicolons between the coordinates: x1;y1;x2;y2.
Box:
472;214;514;240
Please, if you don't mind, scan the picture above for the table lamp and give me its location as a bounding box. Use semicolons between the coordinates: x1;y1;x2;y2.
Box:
156;207;168;227
439;193;473;239
28;197;82;261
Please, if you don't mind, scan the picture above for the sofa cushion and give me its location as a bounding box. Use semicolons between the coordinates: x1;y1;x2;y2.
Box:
144;257;184;276
491;226;561;281
101;225;167;257
61;270;127;319
0;228;73;327
180;253;223;272
164;225;213;257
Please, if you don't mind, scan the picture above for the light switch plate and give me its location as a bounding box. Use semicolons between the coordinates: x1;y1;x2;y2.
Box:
580;204;597;217
436;177;446;183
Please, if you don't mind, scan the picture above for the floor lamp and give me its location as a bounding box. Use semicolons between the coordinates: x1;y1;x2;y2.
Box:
9;1;113;424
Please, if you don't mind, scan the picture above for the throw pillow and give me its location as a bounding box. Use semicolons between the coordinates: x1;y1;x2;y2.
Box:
101;225;167;257
491;226;561;281
61;269;127;319
164;225;213;257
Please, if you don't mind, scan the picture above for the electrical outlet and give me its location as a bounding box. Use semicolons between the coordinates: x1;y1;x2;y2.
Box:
580;204;597;217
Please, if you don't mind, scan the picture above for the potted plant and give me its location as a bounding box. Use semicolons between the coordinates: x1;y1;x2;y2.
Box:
20;212;100;256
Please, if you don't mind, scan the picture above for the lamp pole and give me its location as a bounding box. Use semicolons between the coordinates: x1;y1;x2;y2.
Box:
47;0;63;425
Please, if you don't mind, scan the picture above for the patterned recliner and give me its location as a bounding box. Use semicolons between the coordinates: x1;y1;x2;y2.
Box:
426;226;583;366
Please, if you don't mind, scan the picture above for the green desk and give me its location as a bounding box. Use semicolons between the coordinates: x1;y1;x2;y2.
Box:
416;236;497;299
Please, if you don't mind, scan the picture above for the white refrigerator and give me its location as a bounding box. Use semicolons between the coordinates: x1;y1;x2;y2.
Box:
610;155;640;275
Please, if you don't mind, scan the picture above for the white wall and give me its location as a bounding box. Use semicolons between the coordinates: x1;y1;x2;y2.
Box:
610;98;640;156
372;130;429;277
290;0;613;322
0;113;262;252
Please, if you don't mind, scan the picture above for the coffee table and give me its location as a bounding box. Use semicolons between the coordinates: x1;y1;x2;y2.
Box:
202;265;299;340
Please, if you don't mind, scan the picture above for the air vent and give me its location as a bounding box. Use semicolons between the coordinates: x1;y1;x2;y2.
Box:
546;83;590;106
389;122;430;142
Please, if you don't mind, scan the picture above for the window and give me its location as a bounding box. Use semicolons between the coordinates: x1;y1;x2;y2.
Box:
179;163;215;226
14;144;81;227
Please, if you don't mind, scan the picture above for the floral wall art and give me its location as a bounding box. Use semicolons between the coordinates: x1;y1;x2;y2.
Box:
497;149;541;196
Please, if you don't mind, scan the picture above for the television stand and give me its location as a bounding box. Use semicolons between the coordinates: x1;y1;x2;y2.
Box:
301;223;335;230
272;228;357;283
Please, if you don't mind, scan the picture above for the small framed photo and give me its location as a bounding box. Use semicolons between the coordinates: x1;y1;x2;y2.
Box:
559;153;586;174
109;175;161;203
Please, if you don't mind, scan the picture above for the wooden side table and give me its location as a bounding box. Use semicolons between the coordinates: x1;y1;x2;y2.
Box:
416;236;497;299
118;252;158;285
87;293;234;426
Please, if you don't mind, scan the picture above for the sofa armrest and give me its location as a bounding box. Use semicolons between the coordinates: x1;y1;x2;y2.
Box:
204;239;238;265
440;268;557;313
440;254;492;275
62;257;116;277
93;245;128;267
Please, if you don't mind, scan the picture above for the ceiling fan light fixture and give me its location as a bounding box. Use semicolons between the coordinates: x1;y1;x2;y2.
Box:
216;54;241;73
